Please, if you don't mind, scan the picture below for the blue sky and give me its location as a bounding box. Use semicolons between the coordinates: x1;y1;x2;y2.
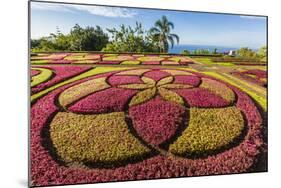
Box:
31;1;267;49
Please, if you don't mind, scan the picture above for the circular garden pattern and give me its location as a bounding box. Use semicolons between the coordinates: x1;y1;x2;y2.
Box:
31;68;264;186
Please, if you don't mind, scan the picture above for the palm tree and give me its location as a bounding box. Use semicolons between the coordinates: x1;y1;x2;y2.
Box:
149;16;179;53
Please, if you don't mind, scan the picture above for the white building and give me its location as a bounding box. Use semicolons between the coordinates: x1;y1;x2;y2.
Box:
228;50;236;56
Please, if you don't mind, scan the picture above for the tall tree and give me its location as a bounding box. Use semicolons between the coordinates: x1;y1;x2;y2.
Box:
149;16;179;53
102;22;158;53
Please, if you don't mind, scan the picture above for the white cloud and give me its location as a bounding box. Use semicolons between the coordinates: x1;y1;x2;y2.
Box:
31;2;74;13
31;2;138;18
72;5;137;18
240;15;266;20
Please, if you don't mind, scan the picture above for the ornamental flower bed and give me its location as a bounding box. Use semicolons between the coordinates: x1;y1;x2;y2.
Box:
30;67;266;187
231;69;267;87
30;52;195;65
31;65;92;94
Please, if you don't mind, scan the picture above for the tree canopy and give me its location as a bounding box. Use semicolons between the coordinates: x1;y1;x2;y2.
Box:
31;24;109;52
149;16;179;53
102;22;158;53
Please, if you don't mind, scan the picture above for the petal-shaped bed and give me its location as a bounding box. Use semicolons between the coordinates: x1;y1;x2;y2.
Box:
50;112;151;165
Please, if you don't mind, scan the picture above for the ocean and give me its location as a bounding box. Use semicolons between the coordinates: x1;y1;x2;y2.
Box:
168;44;237;54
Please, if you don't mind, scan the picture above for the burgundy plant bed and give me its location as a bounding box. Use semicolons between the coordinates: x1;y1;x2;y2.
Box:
31;65;92;94
141;61;161;65
30;67;266;187
98;61;121;64
231;69;267;87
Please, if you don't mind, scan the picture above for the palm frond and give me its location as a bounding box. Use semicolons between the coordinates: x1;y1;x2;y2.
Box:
170;33;180;44
168;36;175;48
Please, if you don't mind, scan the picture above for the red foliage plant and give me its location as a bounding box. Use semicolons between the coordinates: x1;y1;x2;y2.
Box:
30;68;265;187
31;66;92;94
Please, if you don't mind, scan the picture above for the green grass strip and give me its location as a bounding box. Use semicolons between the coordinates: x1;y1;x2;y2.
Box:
202;71;267;110
31;67;53;87
191;58;213;64
191;57;234;66
31;66;135;103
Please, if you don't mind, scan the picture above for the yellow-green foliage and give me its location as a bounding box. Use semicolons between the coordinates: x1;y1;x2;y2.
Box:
203;72;267;110
31;60;50;64
116;69;151;75
191;57;234;66
168;56;190;62
118;83;152;89
162;69;194;76
191;57;213;64
73;60;99;64
156;76;173;86
64;55;85;60
31;67;133;102
129;87;156;106
103;55;134;61
158;88;184;105
169;107;244;155
200;78;235;103
59;77;110;108
137;56;164;62
162;61;179;65
121;60;141;65
31;68;53;87
103;53;117;57
84;54;100;60
160;83;192;89
168;57;181;62
50;112;150;164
